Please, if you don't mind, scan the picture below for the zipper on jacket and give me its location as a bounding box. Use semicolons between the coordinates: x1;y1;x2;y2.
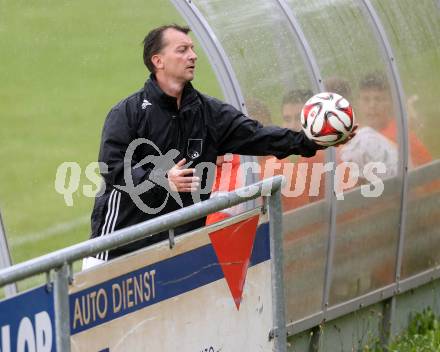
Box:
171;114;182;154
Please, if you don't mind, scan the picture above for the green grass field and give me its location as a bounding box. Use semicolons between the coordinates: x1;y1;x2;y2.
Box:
0;0;221;274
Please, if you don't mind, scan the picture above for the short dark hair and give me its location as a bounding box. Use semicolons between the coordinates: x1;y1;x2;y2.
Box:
359;71;389;91
282;89;313;106
142;24;191;73
324;77;352;101
246;98;272;125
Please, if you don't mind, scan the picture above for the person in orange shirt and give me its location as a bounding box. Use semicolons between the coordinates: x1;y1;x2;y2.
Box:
208;84;359;224
340;71;431;178
341;71;433;288
262;79;354;212
208;94;318;224
266;88;321;210
358;71;431;167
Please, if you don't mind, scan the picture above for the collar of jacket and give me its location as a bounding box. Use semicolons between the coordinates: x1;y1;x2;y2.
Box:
144;74;199;112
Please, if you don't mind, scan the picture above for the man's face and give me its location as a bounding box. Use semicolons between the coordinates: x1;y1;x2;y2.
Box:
154;28;197;83
282;102;303;131
358;88;392;130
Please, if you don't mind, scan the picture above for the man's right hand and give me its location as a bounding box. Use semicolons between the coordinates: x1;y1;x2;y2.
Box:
167;158;200;192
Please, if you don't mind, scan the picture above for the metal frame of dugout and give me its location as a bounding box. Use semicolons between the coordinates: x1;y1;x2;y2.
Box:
170;0;440;347
0;0;439;350
0;176;287;352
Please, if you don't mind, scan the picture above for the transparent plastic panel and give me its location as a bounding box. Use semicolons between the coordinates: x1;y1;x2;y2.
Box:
288;0;403;305
370;0;440;278
194;0;329;321
281;202;329;321
0;0;221;291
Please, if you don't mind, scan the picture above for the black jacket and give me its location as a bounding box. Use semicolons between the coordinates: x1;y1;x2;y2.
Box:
90;75;321;259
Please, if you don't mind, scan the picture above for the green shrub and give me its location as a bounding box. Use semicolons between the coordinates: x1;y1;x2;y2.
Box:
368;308;440;352
387;308;440;351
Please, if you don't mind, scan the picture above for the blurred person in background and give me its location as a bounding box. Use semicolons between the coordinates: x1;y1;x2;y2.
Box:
338;71;432;293
281;89;312;131
262;79;354;212
340;71;431;179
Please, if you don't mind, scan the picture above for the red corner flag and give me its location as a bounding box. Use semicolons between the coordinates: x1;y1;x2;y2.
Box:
209;215;259;310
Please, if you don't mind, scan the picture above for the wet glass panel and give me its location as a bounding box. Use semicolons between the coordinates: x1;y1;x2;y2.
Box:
195;0;329;321
371;0;440;278
288;0;403;305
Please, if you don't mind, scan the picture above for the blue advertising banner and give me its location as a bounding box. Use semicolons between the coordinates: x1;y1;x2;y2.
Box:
0;285;56;352
70;221;270;334
70;213;275;352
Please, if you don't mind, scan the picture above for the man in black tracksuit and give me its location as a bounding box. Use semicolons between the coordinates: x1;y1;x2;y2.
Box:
87;24;327;264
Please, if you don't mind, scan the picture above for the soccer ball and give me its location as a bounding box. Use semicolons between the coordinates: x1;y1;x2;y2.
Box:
301;92;355;146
